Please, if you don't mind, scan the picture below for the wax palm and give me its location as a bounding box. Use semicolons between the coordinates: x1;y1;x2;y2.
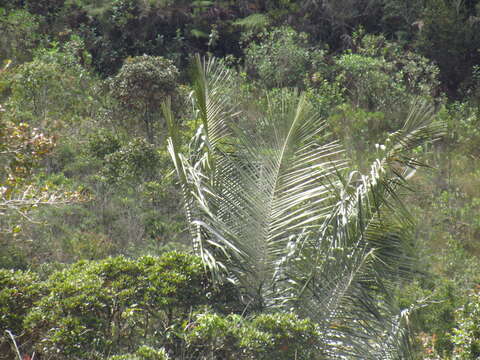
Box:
163;56;443;359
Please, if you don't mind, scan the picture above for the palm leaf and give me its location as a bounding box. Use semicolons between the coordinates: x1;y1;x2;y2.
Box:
286;100;443;358
165;56;444;358
186;88;347;305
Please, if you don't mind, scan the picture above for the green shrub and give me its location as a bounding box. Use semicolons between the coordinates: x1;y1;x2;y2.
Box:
108;345;169;360
327;103;387;163
109;55;179;110
395;236;480;358
184;312;240;358
0;243;29;269
6;42;97;127
244;313;320;359
185;312;320;359
355;32;440;97
414;0;480;95
102;138;161;185
0;8;41;63
87;129;123;160
335;52;399;110
24;252;209;359
333;31;440;112
108;55;181;143
25;0;65;16
244;27;325;89
0;269;44;359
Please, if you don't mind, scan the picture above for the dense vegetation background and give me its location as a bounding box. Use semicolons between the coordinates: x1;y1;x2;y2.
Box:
1;0;480;359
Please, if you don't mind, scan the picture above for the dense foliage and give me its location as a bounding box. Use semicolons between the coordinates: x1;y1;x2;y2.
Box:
0;0;479;359
0;253;323;359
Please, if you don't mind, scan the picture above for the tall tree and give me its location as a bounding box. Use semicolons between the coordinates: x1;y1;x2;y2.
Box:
109;55;181;144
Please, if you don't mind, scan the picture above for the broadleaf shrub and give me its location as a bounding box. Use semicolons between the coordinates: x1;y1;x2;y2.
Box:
244;27;325;89
185;312;321;359
24;252;210;359
0;269;44;359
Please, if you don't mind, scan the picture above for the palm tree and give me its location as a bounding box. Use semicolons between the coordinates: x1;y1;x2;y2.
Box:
163;56;443;359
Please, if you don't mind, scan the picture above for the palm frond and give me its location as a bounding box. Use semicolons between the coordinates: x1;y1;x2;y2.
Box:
165;56;443;358
284;99;444;358
163;56;238;263
185;88;347;305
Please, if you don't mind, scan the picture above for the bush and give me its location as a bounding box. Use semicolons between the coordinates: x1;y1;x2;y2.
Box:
101;137;161;185
109;55;179;109
109;55;180;143
0;260;320;360
335;52;400;110
414;0;480;96
108;345;169;360
185;312;320;359
395;237;480;358
0;8;41;64
332;31;440;112
0;269;44;359
24;252;210;359
245;313;320;359
25;0;65;17
6;42;97;127
87;129;123;160
244;27;325;89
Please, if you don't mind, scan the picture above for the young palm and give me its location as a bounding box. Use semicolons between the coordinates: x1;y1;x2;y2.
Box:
163;56;443;359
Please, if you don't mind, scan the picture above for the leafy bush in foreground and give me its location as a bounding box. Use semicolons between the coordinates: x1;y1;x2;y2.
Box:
0;252;324;360
184;312;320;359
24;252;209;359
0;269;44;359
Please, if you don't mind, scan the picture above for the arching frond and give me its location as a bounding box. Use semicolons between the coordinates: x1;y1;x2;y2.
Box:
165;56;444;358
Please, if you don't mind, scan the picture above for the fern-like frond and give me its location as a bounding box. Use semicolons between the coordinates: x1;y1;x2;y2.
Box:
165;56;443;358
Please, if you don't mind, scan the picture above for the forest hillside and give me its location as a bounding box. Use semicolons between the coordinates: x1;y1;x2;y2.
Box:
1;1;480;359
